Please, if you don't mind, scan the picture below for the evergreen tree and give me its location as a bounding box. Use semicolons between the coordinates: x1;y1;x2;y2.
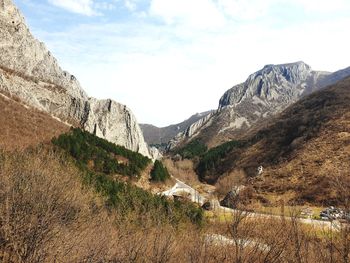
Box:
150;160;170;182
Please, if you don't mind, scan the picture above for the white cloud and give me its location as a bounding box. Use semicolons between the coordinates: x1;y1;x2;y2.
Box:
48;0;97;16
217;0;279;20
94;2;116;11
293;0;350;12
149;0;226;29
124;0;137;11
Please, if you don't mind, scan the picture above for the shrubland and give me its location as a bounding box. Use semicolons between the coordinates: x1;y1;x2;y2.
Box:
0;149;348;263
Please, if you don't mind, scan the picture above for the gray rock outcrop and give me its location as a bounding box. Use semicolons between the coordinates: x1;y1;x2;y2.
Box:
0;0;154;158
140;110;214;146
218;61;328;109
168;61;350;149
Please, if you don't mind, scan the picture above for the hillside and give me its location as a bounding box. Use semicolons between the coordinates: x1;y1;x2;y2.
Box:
0;144;205;262
0;91;69;150
140;110;213;146
3;147;348;262
196;77;350;207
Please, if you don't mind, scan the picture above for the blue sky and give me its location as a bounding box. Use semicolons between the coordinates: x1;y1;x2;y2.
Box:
14;0;350;126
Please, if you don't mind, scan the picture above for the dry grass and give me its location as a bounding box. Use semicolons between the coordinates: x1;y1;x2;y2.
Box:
0;148;233;262
0;92;69;151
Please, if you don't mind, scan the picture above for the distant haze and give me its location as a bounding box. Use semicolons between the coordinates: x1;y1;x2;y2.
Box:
14;0;350;126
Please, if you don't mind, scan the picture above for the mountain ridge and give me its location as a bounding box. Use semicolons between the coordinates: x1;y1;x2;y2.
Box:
140;110;214;146
0;0;154;158
168;61;350;150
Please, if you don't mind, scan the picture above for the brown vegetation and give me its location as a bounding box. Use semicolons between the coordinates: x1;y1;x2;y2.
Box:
215;169;246;198
0;149;193;262
204;77;350;207
0;149;119;262
0;148;349;262
163;158;200;185
0;92;69;151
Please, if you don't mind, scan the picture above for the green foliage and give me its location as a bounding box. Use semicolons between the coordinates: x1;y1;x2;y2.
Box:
150;160;170;182
82;169;203;226
52;128;203;226
52;128;151;177
197;140;245;179
176;139;208;159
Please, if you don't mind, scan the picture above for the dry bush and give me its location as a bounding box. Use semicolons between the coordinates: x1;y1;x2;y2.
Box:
0;149;121;262
205;208;350;263
215;169;246;198
163;158;200;185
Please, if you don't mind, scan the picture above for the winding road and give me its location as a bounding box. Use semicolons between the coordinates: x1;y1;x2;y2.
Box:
160;177;341;230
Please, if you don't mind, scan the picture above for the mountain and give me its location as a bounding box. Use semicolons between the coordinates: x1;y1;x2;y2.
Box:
169;62;350;149
140;110;214;146
197;76;350;206
0;0;152;157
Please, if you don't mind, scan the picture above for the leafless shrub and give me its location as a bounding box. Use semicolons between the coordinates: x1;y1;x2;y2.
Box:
215;169;246;198
0;149;119;262
163;158;199;185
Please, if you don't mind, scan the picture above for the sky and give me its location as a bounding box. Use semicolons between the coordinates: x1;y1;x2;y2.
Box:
14;0;350;127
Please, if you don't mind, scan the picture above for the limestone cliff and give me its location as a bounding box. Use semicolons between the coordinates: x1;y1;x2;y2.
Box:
0;0;153;158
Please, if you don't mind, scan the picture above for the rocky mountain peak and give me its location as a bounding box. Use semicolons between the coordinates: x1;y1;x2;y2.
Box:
219;61;314;108
257;61;311;83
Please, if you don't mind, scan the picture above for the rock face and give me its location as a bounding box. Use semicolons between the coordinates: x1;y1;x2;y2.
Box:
83;99;150;155
218;62;329;109
0;0;152;158
169;61;350;149
167;111;215;150
140;110;214;146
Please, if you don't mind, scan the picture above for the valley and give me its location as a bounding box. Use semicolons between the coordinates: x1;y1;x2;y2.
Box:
0;0;349;262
